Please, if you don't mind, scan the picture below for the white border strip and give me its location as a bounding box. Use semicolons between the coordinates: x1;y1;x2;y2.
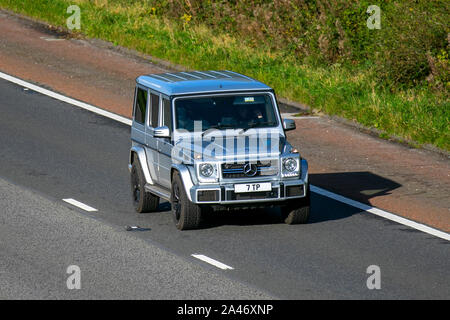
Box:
192;254;234;270
63;198;98;212
280;113;320;119
1;71;449;241
311;186;450;241
0;71;132;126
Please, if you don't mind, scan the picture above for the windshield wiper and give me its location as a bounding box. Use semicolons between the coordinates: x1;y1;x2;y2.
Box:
240;121;277;133
201;124;237;136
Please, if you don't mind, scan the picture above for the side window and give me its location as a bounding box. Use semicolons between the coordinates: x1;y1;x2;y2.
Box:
150;93;160;128
162;98;172;131
134;87;147;125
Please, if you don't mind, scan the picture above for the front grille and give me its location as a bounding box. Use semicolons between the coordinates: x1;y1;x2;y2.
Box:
221;160;278;179
197;190;220;202
286;185;304;197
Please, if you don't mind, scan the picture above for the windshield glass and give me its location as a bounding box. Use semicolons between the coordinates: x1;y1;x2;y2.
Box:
174;94;278;132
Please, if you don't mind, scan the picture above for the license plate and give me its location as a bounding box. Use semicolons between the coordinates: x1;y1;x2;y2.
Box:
234;182;271;193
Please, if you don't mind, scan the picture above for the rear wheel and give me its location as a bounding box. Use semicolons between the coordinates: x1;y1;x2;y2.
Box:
281;185;310;224
130;155;159;213
171;172;203;230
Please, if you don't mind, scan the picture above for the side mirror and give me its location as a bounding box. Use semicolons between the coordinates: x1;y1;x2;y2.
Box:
154;126;171;138
283;119;296;131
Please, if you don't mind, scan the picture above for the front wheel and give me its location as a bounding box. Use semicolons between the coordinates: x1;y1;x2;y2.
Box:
171;172;203;230
281;185;310;224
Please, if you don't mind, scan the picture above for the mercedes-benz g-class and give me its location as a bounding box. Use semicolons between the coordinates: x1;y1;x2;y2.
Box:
129;70;309;230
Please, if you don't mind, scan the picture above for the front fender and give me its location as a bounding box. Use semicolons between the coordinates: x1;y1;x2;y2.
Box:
301;158;308;184
171;163;195;202
129;146;154;185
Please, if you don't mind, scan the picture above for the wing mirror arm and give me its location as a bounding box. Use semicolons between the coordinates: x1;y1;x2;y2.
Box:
154;126;171;138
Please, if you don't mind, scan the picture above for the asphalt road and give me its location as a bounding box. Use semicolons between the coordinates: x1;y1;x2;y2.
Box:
0;78;448;299
0;177;272;299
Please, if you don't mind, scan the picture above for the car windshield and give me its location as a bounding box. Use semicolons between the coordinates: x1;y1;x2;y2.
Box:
174;94;278;132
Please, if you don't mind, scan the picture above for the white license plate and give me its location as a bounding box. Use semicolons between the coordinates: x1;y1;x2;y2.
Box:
234;182;272;193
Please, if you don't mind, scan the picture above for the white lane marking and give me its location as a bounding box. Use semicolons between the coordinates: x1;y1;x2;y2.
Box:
192;254;234;270
40;36;65;42
63;198;98;212
311;185;450;241
1;71;449;241
0;71;132;126
281;113;320;119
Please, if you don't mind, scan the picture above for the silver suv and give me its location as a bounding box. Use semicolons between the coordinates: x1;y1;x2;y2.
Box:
129;70;309;230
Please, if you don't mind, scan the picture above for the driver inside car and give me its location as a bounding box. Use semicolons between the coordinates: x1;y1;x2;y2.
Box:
236;106;263;128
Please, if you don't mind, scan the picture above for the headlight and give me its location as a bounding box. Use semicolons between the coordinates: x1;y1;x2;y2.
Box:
199;163;214;177
282;157;300;178
283;158;298;172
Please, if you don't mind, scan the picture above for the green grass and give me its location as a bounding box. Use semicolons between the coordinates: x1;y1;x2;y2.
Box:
1;0;448;151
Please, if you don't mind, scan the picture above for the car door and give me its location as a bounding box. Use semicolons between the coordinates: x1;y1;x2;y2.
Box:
157;96;173;189
144;90;160;184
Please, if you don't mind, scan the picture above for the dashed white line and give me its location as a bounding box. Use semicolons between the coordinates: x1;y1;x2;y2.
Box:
1;71;449;241
63;198;98;212
192;254;234;270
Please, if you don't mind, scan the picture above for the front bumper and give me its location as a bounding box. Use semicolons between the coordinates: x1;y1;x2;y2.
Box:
188;159;308;205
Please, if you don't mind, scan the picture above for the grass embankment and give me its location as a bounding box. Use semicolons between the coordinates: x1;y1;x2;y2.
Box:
1;0;448;150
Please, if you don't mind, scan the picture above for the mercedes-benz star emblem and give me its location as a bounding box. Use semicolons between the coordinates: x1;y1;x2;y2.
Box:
243;163;258;177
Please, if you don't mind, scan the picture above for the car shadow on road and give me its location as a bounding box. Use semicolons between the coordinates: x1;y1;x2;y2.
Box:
308;171;402;224
310;171;402;205
157;200;285;228
201;208;284;229
158;171;402;228
158;201;171;212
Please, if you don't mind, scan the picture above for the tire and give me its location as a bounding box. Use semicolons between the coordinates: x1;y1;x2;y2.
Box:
130;154;159;213
281;185;310;224
171;172;203;230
